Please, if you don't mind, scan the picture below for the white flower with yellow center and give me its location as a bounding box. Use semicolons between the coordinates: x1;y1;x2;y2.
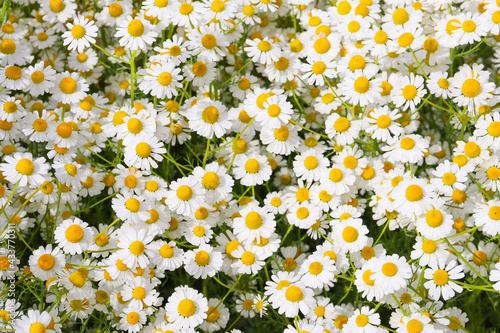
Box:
382;134;430;164
0;152;49;187
111;192;151;225
51;71;89;104
332;217;370;253
54;218;94;255
391;178;437;218
449;63;495;114
372;254;412;295
186;98;232;139
29;244;66;281
231;245;265;274
115;16;158;51
62;16;98;52
365;106;403;142
165;285;208;329
164;175;206;215
233;205;276;243
298;254;337;289
391;73;426;111
116;227;154;270
424;260;464;301
273;281;315;318
124;136;166;171
473;199;500;237
188;25;229;62
325;113;361;146
431;160;467;196
233;153;273;186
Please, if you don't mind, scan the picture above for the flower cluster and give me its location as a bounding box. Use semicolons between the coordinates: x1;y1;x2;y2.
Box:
2;0;500;332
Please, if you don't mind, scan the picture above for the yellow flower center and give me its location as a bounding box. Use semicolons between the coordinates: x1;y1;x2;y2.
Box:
37;254;55;270
402;85;417;100
356;314;369;327
16;158;34;175
129;240;145;256
159;244;174;258
0;39;15;54
71;25;85;39
393;8;409;25
407;319;423;333
195;250;210;266
202;106;219;124
135;142;151;158
202;34;217;49
245;158;260;173
132;286;146;300
354;76;370;93
334;117;350;132
489;206;500;220
313;37;330;54
128;19;145;37
285;286;303;302
241;251;255;265
245;211;263;229
309;261;323;275
180;3;193;14
329;168;343;182
342;226;358;242
177;185;193;201
30;322;46;333
125;198;141;212
433;269;449;286
381;262;398;276
462;78;481;98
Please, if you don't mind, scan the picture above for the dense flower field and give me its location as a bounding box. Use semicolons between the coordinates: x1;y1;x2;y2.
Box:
2;0;500;331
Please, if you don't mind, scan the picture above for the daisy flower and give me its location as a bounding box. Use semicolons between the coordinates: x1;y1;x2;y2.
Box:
54;218;94;255
115;16;158;51
274;282;315;318
28;244;65;281
473;199;500;236
298;254;337;289
0;65;29;90
192;162;234;205
332;218;370;253
339;71;382;107
52;72;89;104
244;37;281;64
354;261;385;302
116;227;154;269
254;94;293;129
260;124;301;155
424;260;464;301
372;254;412;294
124;136;166;171
118;305;150;333
112;192;150;225
382;134;429;164
231;246;265;274
320;164;356;196
391;178;437;218
62;16;98;52
0;96;25;122
343;306;381;333
139;62;183;99
427;71;452;99
473;111;500;152
411;237;450;268
449;63;495;114
452;12;489;45
0;152;49;187
171;0;204;28
165;285;208;330
232;153;273;186
391;73;426;111
39;0;77;23
186;98;232;139
200;298;230;332
431;160;468;196
364;106;403;142
188;25;229;62
148;240;184;271
233;205;276;243
292;148;330;184
325;113;361;146
164;175;206;215
13;309;54;333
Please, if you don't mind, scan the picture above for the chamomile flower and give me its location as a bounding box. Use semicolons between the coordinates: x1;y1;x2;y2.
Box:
62;16;98;52
365;106;403;142
54;218;94;255
372;254;412;294
139;62;183;99
233;153;273;186
115;16;158;51
245;37;281;64
116;228;154;270
473;199;500;236
292;148;330;184
382;134;430;164
0;152;49;187
332;218;370;253
391;178;437;218
231;246;265;274
391;73;426;111
274;281;315;318
343;306;381;333
233;205;276;243
165;285;208;329
112;192;151;225
298;254;337;289
186;98;232;139
325;113;361;146
424;260;464;301
124;136;166;171
29;244;66;281
449;63;495;114
192;162;234;205
164;176;206;215
188;25;229;62
52;72;89;104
